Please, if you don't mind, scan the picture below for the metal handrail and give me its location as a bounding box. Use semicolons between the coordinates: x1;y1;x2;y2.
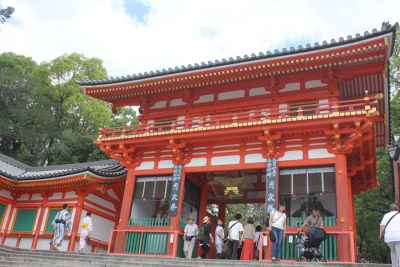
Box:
100;95;380;138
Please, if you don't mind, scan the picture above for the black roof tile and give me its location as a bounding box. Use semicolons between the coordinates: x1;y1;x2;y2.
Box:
78;23;397;87
0;153;127;181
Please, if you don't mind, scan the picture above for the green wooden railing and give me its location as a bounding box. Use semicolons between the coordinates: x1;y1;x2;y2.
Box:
124;218;170;255
129;217;170;226
287;216;337;227
124;232;168;255
279;234;337;261
281;216;337;261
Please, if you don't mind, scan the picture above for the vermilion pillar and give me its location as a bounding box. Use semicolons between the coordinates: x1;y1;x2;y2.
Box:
68;191;86;251
114;168;136;253
118;168;136;229
335;153;355;262
335;154;353;230
32;194;49;249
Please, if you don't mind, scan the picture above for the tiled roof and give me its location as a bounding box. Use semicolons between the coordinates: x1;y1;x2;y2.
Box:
0;153;127;181
79;22;397;86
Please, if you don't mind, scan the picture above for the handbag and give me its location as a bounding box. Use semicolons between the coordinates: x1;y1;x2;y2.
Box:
185;236;195;241
85;236;90;244
381;212;400;241
269;212;284;243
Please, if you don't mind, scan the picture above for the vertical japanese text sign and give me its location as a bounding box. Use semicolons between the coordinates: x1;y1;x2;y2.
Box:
265;158;278;213
169;164;183;216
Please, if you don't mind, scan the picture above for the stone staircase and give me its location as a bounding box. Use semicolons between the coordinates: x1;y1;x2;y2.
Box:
0;245;389;267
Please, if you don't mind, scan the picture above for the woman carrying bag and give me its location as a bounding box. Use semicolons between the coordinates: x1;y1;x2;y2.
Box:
268;203;287;262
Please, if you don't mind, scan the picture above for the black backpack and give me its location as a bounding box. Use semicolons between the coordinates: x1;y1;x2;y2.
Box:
195;226;205;242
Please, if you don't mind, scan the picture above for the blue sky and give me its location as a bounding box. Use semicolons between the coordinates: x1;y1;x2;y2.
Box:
0;0;399;77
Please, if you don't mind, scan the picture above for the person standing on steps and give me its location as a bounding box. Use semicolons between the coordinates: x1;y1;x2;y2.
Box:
215;218;225;259
227;213;244;260
50;203;72;251
198;216;214;259
183;215;198;258
240;217;256;260
79;211;93;253
380;203;400;267
268;203;287;262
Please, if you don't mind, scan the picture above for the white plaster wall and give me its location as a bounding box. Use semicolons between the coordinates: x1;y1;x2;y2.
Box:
158;160;174;169
48;192;62;200
186;157;207;167
107;189;119;201
211;155;240;165
280;82;300;92
4;237;17;247
308;148;335;158
150;101;167;109
86;194;115;212
36;238;51;250
249;87;270;96
88;213;114;243
84;202;114;217
218;90;245;100
19;238;33;249
17;194;29;201
305;80;327;89
136;161;155;170
194;94;214;103
0;189;12;199
65;191;78;198
170;98;186;107
31;194;43;200
245;153;265;163
279;150;303;161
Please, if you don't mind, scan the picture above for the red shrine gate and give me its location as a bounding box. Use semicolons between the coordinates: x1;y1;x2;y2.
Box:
79;24;397;262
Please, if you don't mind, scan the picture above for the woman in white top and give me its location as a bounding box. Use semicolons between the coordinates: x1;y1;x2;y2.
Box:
380;203;400;267
79;211;93;253
268;203;287;262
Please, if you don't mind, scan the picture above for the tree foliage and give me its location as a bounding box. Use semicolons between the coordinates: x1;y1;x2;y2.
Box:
0;52;137;166
355;26;400;263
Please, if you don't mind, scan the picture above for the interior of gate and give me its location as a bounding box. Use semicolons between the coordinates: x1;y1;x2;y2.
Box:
123;166;343;260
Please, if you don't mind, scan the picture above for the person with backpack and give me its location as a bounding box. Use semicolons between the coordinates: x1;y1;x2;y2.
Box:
183;215;198;258
268;203;287;262
197;216;214;259
380;203;400;267
227;213;244;260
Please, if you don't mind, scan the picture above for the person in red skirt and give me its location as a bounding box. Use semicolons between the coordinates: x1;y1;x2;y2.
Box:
240;217;256;260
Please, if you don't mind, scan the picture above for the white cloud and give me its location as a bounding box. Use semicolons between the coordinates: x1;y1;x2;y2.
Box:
1;0;399;77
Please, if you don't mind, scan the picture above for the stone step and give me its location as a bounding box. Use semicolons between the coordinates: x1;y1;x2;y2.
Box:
0;245;391;267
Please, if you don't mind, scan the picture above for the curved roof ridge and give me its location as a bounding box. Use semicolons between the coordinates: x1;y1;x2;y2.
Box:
0;153;127;181
78;22;398;87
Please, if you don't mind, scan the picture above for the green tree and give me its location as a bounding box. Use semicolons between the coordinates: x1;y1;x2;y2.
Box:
355;25;400;263
0;52;138;165
0;52;52;165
